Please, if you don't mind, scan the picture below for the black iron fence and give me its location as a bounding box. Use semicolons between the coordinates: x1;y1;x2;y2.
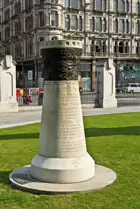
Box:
16;73;140;108
16;78;99;107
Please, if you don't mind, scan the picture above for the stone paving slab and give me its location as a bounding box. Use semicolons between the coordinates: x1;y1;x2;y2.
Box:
0;106;140;129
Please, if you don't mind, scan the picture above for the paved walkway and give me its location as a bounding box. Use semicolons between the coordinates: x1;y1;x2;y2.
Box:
0;106;140;129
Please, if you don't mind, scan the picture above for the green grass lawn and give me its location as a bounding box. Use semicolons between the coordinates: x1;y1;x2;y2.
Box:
0;113;140;209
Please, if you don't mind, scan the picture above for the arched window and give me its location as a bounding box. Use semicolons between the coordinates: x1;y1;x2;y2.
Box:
14;3;18;14
118;0;125;12
126;0;129;12
119;42;124;53
95;0;102;10
114;0;118;12
95;41;101;53
136;1;140;14
18;2;21;13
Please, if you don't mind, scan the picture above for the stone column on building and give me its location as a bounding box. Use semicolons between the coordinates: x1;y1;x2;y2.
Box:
95;58;117;108
0;55;18;112
91;60;96;92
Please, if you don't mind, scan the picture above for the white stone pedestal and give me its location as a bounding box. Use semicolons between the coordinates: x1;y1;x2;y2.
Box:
0;55;18;112
31;81;95;183
9;40;117;194
96;58;117;108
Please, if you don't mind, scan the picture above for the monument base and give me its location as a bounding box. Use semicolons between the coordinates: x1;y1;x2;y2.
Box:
31;153;95;183
9;164;117;195
0;102;18;113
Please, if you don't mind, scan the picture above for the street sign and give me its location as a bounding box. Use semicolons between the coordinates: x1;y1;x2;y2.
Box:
28;70;33;80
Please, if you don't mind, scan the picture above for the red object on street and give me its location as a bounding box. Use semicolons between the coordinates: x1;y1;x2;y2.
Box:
38;88;44;95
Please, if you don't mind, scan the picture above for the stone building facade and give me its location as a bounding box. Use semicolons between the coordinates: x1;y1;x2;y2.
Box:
0;0;140;89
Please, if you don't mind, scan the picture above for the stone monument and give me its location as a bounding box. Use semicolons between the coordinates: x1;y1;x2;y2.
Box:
0;55;18;112
9;40;116;194
95;58;117;108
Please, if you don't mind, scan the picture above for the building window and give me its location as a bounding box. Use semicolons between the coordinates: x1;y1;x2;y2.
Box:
90;17;95;32
119;42;124;53
126;19;129;33
103;18;107;32
26;39;33;57
103;41;106;52
114;0;118;12
114;19;118;33
96;17;102;32
65;15;70;30
114;41;117;53
95;0;102;10
65;0;70;7
136;42;140;54
125;42;129;53
51;11;58;27
126;0;129;12
119;19;125;33
25;15;33;31
5;45;10;55
39;12;45;26
71;15;78;30
71;0;78;8
118;0;125;13
25;0;33;9
95;41;101;53
136;1;140;14
136;20;140;34
4;9;10;22
5;26;10;39
15;42;22;58
4;0;9;6
102;0;107;10
79;16;83;31
65;0;82;8
40;0;45;4
15;21;21;35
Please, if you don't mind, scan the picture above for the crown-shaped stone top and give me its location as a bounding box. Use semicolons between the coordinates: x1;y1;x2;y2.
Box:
40;40;83;50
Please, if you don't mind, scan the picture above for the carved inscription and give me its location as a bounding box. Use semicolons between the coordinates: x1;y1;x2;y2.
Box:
50;93;86;157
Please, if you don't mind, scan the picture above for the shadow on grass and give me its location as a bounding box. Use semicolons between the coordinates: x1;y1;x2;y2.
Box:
0;126;140;140
0;133;39;140
0;171;12;185
85;126;140;137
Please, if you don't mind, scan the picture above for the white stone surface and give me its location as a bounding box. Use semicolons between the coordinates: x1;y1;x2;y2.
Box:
31;80;95;183
9;164;117;194
96;58;117;108
0;55;18;112
40;40;83;50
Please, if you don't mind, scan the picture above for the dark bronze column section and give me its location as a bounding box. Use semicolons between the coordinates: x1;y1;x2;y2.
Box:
41;41;83;81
